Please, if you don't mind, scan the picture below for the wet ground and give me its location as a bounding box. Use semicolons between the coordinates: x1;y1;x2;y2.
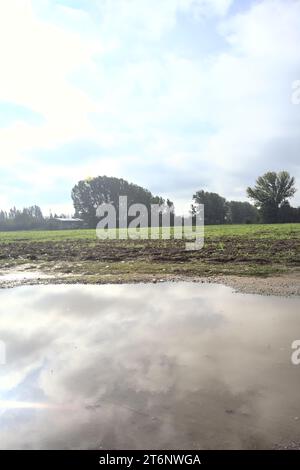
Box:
1;265;300;296
0;282;300;449
1;230;299;295
1;234;299;282
1;237;299;265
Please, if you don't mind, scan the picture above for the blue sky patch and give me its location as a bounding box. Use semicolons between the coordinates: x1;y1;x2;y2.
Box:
0;102;44;128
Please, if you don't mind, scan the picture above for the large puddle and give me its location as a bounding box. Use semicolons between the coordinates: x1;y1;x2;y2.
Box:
0;282;300;449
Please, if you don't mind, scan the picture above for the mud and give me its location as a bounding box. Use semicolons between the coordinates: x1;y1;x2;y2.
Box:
1;237;299;264
1;236;299;295
0;266;300;297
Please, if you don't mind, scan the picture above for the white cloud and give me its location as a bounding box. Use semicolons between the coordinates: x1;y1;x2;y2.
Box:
0;0;103;170
95;0;233;40
0;0;299;212
222;0;300;62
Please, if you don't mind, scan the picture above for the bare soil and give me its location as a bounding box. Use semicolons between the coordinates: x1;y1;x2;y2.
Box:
0;237;299;265
0;236;299;295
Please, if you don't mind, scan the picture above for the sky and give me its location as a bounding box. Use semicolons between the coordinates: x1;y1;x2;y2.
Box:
0;0;299;216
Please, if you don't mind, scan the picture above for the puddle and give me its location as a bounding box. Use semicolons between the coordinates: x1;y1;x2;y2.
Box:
0;282;300;449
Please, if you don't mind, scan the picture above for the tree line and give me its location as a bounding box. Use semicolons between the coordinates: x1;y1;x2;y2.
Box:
0;207;68;231
0;171;298;231
192;171;299;224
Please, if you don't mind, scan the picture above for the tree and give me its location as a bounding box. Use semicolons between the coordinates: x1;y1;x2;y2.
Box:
226;201;259;224
247;171;296;223
192;190;227;225
279;201;300;223
0;205;45;230
71;176;172;227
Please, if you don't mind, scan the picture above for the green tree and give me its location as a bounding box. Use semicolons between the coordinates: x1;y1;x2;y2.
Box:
247;171;296;223
226;201;259;224
71;176;171;227
279;201;300;223
0;206;45;230
192;190;226;225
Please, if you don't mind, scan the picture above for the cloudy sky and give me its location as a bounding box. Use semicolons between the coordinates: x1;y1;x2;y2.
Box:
0;0;299;215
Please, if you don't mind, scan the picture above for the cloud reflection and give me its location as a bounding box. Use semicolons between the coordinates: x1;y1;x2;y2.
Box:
0;283;299;449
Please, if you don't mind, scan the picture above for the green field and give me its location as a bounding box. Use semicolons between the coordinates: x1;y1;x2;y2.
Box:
0;223;299;282
0;223;299;242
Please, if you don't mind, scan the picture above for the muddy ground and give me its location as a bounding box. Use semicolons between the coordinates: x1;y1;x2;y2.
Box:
0;236;299;265
0;236;299;295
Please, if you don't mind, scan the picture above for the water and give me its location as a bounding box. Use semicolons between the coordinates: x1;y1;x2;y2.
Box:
0;282;299;449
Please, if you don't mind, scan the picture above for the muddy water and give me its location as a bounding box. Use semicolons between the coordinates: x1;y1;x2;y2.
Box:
0;282;300;450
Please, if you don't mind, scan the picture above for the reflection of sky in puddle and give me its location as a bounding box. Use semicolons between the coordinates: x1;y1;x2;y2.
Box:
0;283;300;449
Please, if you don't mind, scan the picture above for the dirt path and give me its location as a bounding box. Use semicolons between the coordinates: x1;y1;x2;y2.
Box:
208;272;300;296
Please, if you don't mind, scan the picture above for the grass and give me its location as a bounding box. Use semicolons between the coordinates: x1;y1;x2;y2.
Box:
0;223;299;282
0;223;299;242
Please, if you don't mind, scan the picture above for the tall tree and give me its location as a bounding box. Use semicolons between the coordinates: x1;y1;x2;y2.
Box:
71;176;171;227
192;190;227;225
0;206;45;230
247;171;296;223
226;201;259;224
279;201;300;223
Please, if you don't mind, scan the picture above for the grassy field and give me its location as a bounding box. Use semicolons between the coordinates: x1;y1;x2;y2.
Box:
0;223;299;282
0;223;299;241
